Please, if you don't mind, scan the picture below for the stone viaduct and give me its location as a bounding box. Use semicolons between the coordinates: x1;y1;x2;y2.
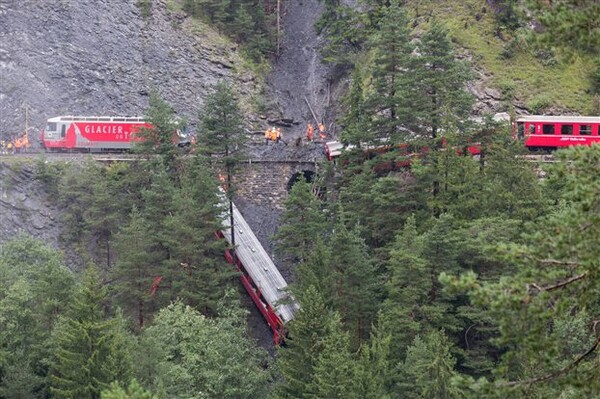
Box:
232;159;321;209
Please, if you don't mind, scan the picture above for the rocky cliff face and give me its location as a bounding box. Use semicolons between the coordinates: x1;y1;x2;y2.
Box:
0;0;257;142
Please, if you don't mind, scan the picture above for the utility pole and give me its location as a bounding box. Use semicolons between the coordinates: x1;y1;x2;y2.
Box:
276;0;281;57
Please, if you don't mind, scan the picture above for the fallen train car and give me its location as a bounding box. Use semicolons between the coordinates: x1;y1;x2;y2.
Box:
219;201;298;345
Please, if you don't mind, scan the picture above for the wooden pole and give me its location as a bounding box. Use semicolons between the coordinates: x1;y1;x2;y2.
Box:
304;96;320;124
276;0;281;57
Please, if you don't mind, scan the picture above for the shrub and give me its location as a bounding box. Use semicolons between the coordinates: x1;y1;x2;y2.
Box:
527;94;552;113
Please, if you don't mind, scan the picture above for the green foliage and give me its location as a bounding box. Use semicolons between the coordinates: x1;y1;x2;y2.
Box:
0;236;75;398
362;0;414;143
408;19;473;141
527;0;600;55
198;80;246;160
526;94;552;114
133;91;182;170
49;266;133;399
307;313;356;399
328;223;379;347
135;298;270;399
275;177;327;263
590;59;600;95
274;286;332;398
33;157;66;199
442;145;600;394
182;0;276;62
102;379;155;399
159;156;231;315
136;0;152;18
316;2;365;66
399;330;463;399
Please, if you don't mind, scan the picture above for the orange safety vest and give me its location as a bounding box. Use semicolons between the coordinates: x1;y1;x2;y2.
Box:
307;124;314;141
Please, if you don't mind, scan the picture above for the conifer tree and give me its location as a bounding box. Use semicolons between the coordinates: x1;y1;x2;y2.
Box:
399;330;463;399
380;215;431;361
292;237;334;305
341;66;368;146
442;145;600;395
353;315;392;399
408;19;473;143
308;313;356;399
363;0;414;143
161;156;231;315
49;266;132;399
275;177;327;263
329;223;379;347
110;205;159;330
198;80;246;253
134;91;182;170
274;286;332;398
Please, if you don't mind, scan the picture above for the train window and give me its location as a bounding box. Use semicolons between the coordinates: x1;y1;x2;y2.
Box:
61;124;66;138
542;124;555;135
517;122;525;139
580;125;592;135
46;122;57;131
561;125;573;135
529;124;535;135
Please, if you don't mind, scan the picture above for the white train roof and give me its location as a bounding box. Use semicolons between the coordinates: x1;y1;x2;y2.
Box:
516;115;600;123
47;116;146;123
221;201;299;323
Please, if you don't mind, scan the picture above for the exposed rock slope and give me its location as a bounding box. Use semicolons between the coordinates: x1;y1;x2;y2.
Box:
0;0;257;140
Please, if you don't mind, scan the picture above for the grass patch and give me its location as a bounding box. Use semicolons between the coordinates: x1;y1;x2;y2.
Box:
409;0;596;114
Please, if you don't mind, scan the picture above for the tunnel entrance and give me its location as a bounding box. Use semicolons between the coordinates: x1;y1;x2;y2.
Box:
287;170;316;192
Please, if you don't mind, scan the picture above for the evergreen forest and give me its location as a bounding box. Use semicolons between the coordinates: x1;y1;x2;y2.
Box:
1;1;599;398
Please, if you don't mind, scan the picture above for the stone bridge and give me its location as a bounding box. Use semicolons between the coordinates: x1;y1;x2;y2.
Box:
233;159;321;210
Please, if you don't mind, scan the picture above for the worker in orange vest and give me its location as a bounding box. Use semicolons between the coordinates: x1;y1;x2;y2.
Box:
318;122;326;140
306;123;314;142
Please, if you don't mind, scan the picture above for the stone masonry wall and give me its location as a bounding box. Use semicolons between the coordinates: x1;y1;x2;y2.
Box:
234;160;318;209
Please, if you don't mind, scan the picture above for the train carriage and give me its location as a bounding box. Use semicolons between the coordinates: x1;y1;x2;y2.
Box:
515;115;600;151
41;116;150;152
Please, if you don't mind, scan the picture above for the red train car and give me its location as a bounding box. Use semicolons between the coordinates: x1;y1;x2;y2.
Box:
41;116;150;152
515;115;600;151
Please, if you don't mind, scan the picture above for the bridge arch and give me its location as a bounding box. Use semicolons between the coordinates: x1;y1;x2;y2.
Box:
287;170;315;191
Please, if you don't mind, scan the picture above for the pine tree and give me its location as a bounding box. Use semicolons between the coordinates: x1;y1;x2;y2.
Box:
353;315;392;399
160;156;232;315
49;266;132;399
408;19;473;143
399;330;463;399
197;80;246;256
329;223;379;348
308;313;356;399
341;66;368;146
110;206;159;330
441;145;600;395
133;91;182;170
380;215;431;361
363;0;414;144
275;177;327;263
274;286;332;398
